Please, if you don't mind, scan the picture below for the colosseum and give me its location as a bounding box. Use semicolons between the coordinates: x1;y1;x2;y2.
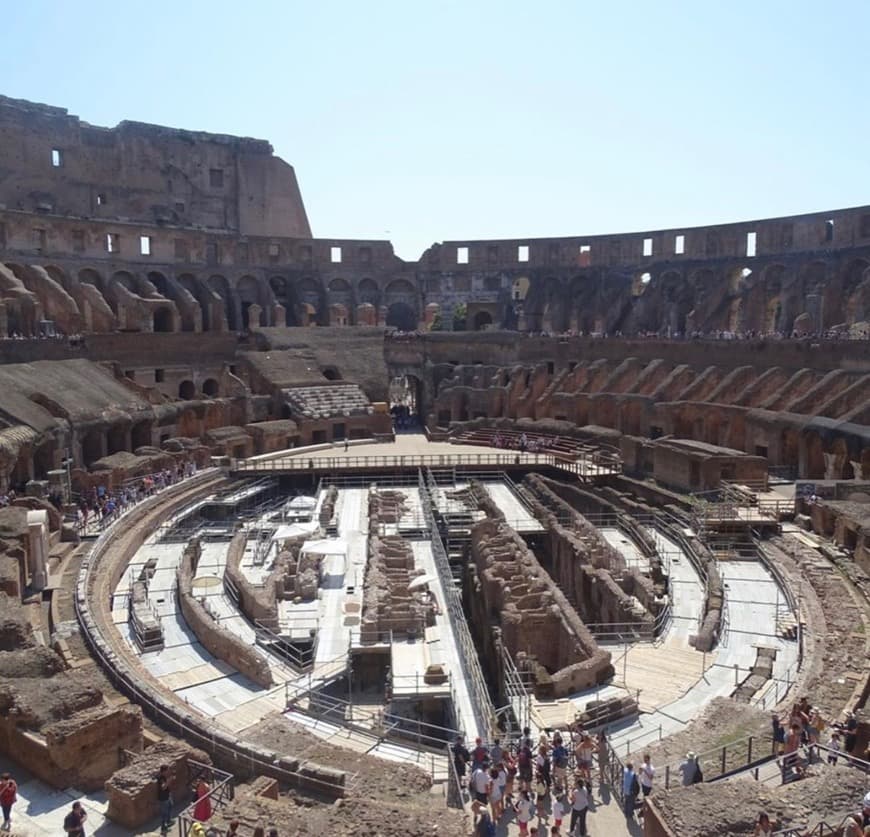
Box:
2;93;870;837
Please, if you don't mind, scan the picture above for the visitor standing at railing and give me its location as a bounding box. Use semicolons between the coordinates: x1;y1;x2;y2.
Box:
622;761;639;819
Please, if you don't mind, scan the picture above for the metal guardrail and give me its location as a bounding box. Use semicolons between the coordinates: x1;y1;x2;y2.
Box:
74;473;356;799
419;468;497;738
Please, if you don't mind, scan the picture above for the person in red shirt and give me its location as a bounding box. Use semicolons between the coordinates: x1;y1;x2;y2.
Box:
0;772;17;831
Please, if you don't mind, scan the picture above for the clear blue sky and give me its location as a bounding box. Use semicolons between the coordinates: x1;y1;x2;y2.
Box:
3;1;869;260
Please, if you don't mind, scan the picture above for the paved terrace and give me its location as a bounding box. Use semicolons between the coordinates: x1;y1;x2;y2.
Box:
230;433;621;479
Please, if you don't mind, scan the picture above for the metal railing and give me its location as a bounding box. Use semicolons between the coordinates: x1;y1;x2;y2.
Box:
175;759;234;837
656;733;776;789
419;469;497;738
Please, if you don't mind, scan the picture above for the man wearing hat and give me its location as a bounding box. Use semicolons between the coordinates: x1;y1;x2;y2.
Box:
678;751;700;785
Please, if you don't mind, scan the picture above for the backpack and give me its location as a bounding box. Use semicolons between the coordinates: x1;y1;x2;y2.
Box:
692;761;703;784
629;772;640;796
518;746;532;768
64;812;78;832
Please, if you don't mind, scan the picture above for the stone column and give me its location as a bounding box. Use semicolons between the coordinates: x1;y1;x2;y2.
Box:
26;509;48;591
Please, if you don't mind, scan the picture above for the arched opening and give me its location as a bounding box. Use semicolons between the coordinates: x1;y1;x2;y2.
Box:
386;302;417;331
803;431;825;479
178;380;196;400
131;420;153;450
81;430;104;466
153;307;173;332
357;277;380;307
106;425;127;455
389;375;424;429
322;367;341;381
295;277;323;324
202;378;219;397
208;275;238;331
269;276;299;326
473;310;493;331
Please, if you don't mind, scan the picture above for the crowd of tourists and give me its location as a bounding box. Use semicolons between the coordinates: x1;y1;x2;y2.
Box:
75;461;198;531
455;727;673;835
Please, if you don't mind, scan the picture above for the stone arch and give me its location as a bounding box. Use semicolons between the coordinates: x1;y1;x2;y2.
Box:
384;278;417;305
178;380;196;400
328;277;354;322
760;264;788;334
843;258;870;325
78;267;106;292
178;273;213;331
473;310;493;330
237;275;267;328
202;378;220;397
269;275;299;326
803;430;825;479
208;275;238;331
799;261;827;332
147;270;195;332
295;277;324;324
153;307;173;333
43;264;73;294
131;420;153;450
357;277;380;307
385;301;417;331
81;428;104;466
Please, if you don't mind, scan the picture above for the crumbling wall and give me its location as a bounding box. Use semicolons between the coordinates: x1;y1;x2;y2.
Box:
105;740;210;828
361;534;430;641
467;518;612;697
177;538;273;688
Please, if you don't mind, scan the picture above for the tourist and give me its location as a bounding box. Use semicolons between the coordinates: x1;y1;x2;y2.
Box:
639;753;655;796
490;737;504;767
471;799;495;836
622;761;639;819
63;800;88;836
471;762;490;805
267;828;278;837
226;821;240;836
551;792;566;833
517;740;534;792
252;827;265;837
678;751;700;785
569;780;589;835
753;811;774;835
193;776;212;821
156;763;173;831
771;712;785;755
575;732;593;783
495;760;508;813
0;772;17;831
452;735;470;785
514;789;533;834
783;724;804;778
596;730;609;784
488;765;503;821
844;711;859;754
471;737;489;770
828;730;842;764
535;744;551;798
551;734;569;792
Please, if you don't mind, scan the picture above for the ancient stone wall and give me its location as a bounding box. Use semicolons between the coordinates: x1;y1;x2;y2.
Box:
467;517;613;697
176;538;273;687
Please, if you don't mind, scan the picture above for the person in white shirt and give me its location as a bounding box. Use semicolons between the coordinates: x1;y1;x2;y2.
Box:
640;753;655;796
569;782;589;836
514;790;533;834
551;794;566;832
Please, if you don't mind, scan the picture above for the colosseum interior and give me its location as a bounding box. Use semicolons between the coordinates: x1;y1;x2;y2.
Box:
3;93;870;836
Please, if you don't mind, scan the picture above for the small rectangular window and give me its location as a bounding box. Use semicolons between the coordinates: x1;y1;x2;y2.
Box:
825;219;834;243
72;229;85;252
106;233;120;254
155;368;165;383
518;245;529;262
236;242;249;263
96;193;107;206
205;242;219;265
33;228;47;252
174;239;189;260
642;237;653;257
140;235;152;256
330;246;342;263
487;245;499;264
457;246;469;264
746;231;757;257
268;242;280;261
51;148;63;167
674;234;685;255
209;168;224;188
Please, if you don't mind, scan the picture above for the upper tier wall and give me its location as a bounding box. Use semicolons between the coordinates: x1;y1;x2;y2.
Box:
0;95;310;238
